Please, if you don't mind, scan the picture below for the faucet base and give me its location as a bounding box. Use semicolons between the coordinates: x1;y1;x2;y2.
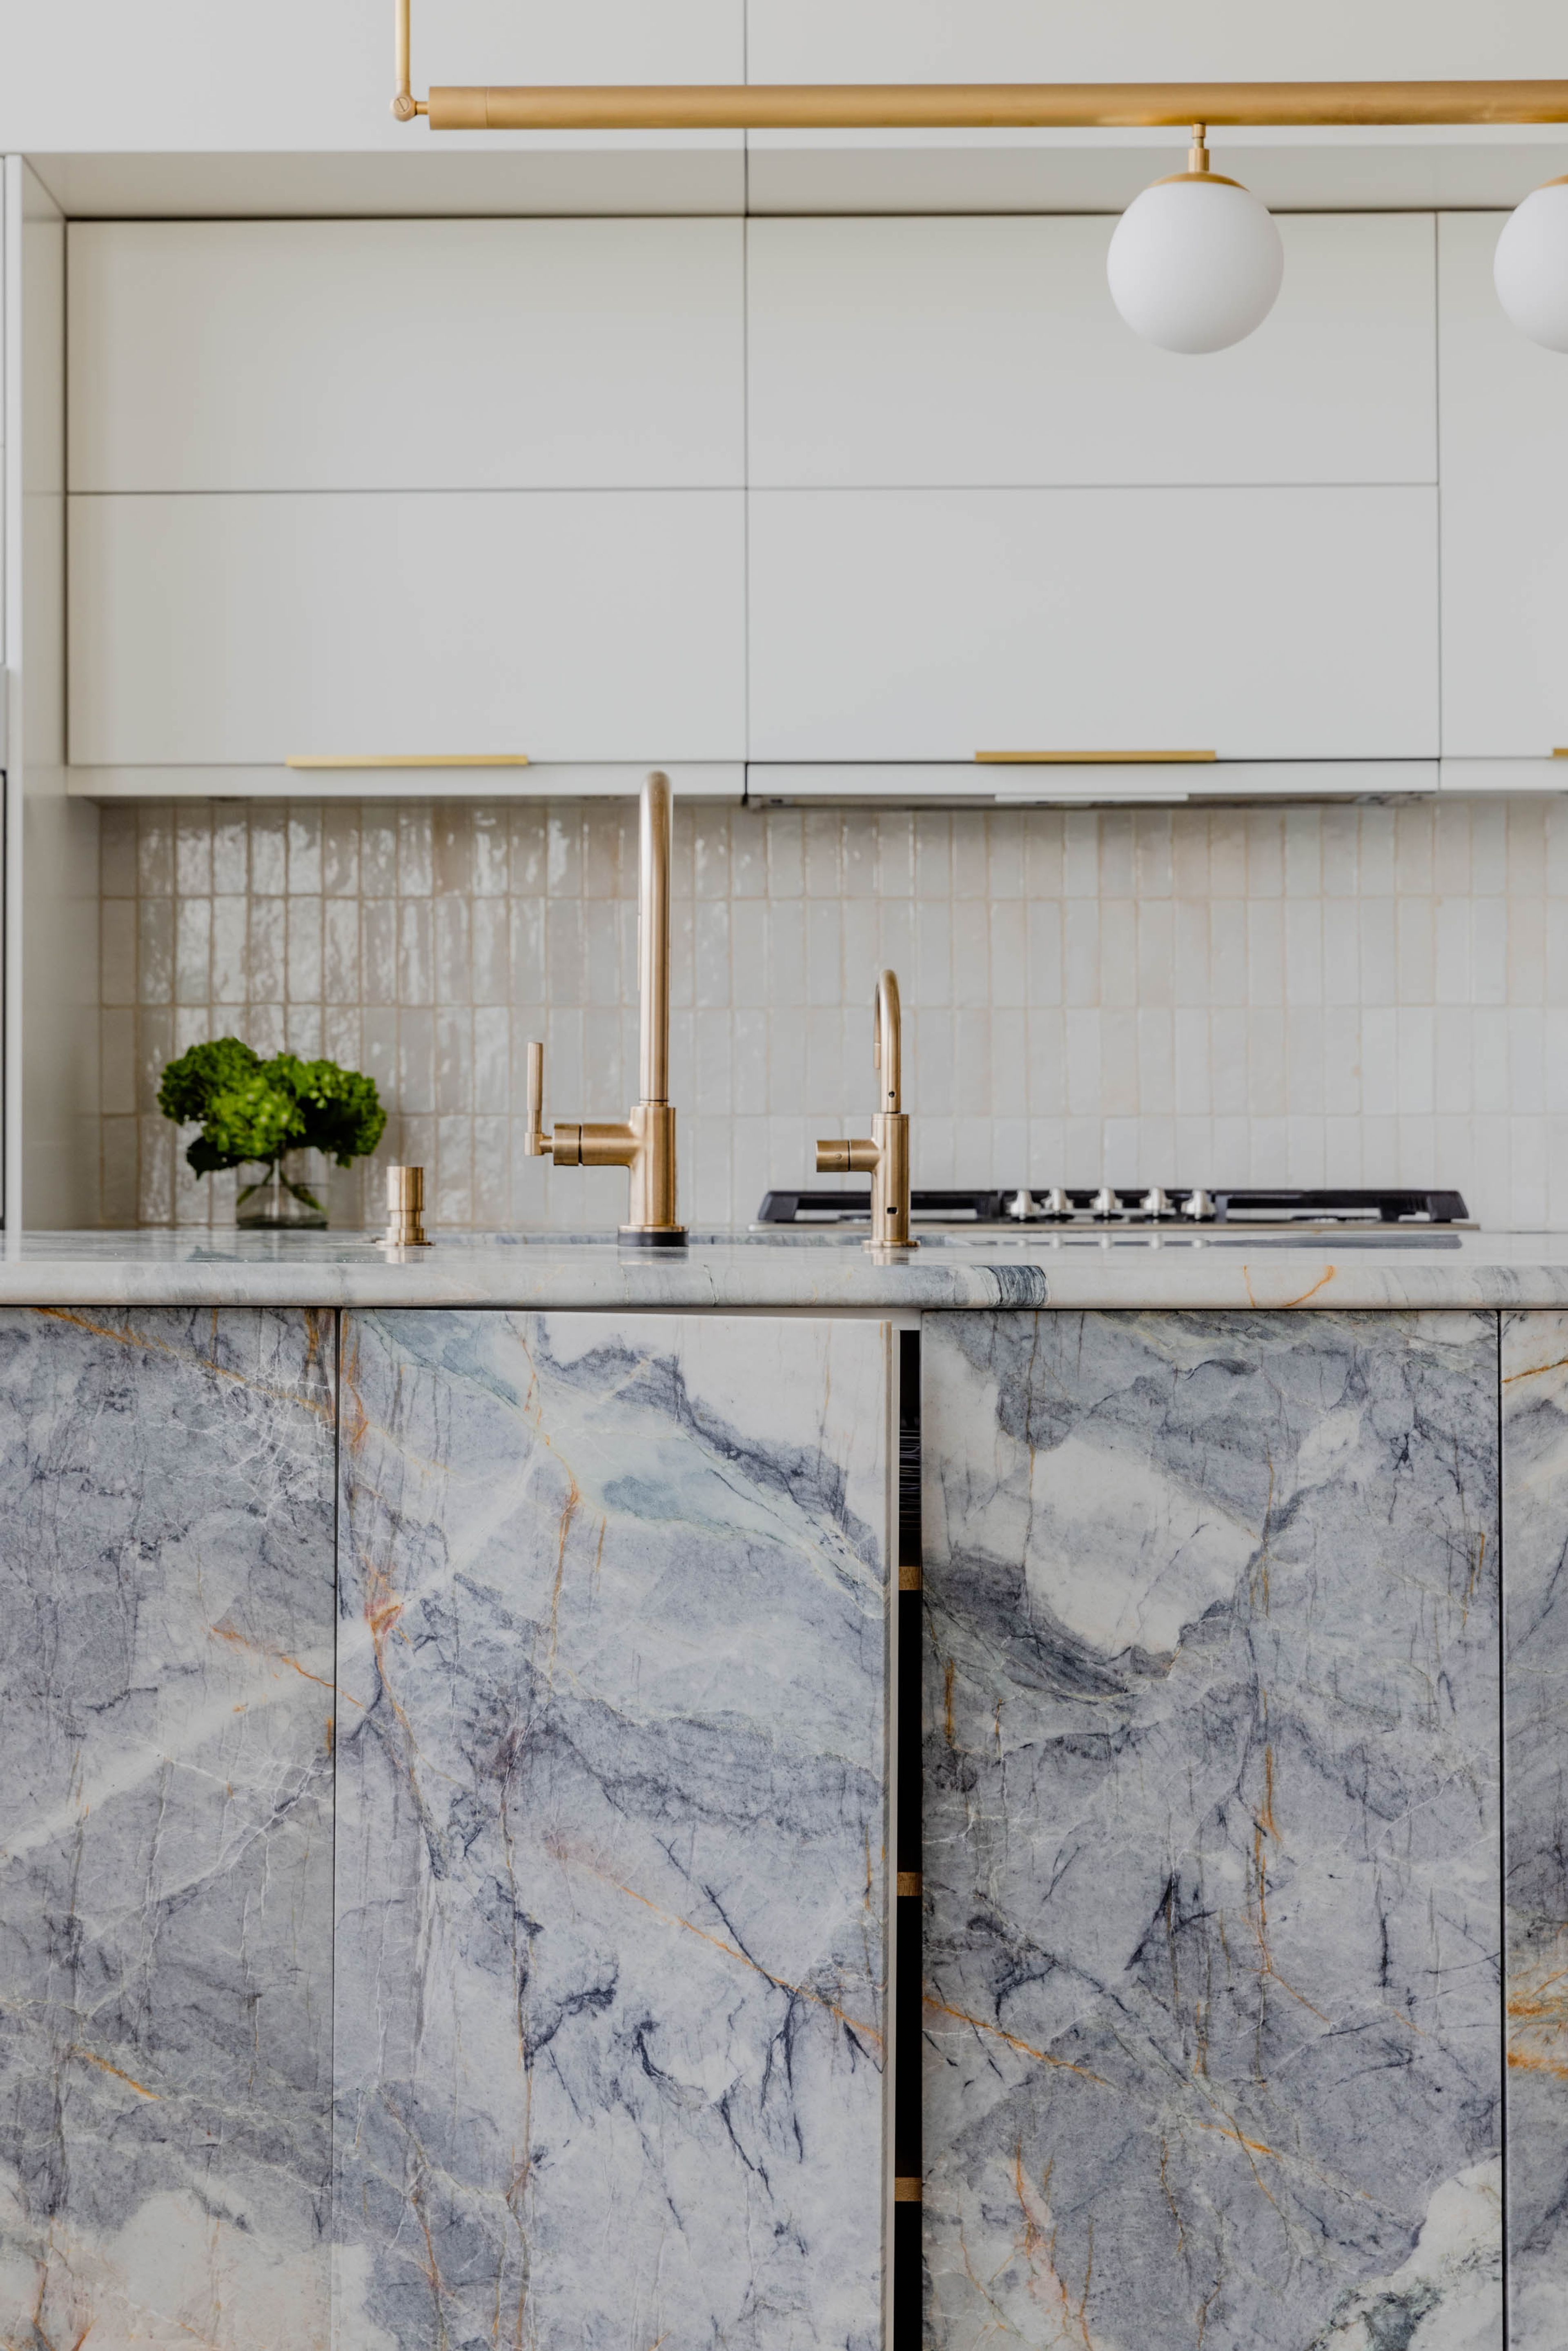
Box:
618;1224;689;1248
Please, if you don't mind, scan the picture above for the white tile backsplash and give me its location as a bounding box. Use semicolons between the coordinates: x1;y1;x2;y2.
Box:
100;794;1566;1232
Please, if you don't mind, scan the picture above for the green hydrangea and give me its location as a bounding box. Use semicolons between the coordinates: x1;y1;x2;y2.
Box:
159;1037;388;1185
156;1036;263;1127
270;1055;388;1167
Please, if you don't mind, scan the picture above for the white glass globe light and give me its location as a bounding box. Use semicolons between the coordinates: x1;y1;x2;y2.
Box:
1494;179;1568;352
1108;171;1284;354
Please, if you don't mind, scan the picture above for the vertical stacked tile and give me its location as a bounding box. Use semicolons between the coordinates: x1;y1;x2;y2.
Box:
101;793;1568;1233
922;1309;1501;2349
0;1307;336;2349
334;1310;891;2348
1502;1311;1568;2344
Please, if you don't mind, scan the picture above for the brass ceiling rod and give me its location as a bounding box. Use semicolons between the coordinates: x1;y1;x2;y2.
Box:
427;81;1568;134
392;13;1568;132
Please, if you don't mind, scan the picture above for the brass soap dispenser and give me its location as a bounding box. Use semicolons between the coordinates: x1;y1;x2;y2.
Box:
817;969;916;1250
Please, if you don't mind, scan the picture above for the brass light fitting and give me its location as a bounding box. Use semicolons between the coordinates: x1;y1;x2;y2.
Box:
391;8;1568;133
524;769;686;1248
817;970;917;1252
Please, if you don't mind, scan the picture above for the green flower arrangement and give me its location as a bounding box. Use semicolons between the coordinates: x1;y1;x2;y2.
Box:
158;1038;388;1216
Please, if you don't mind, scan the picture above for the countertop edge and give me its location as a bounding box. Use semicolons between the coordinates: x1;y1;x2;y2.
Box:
6;1248;1568;1311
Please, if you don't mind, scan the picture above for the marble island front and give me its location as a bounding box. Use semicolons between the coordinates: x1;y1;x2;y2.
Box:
2;1231;1565;2348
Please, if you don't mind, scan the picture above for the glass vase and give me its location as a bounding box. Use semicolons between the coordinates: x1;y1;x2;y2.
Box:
235;1149;331;1230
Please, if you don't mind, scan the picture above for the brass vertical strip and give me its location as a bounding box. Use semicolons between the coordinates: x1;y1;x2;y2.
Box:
893;1329;924;2347
392;0;420;119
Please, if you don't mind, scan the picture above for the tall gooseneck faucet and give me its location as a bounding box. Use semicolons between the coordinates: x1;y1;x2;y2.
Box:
817;969;916;1250
524;770;685;1246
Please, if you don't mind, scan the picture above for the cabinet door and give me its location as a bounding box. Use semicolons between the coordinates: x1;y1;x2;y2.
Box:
69;489;747;764
748;486;1438;760
749;214;1436;489
335;1309;891;2350
1439;211;1568;758
0;1307;336;2347
922;1308;1501;2351
1501;1313;1568;2335
69;219;745;493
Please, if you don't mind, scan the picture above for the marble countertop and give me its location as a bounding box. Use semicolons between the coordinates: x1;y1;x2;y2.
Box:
5;1226;1568;1309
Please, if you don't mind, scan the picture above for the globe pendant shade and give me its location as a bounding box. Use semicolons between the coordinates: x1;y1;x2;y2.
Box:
1107;173;1285;354
1494;180;1568;352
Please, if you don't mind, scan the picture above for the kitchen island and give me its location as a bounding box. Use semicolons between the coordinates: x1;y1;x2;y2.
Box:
2;1231;1564;2351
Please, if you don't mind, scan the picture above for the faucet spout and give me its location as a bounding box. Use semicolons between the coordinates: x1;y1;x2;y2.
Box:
873;968;902;1113
523;771;686;1246
639;769;672;1106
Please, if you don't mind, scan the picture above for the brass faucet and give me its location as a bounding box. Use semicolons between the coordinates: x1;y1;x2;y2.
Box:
817;969;917;1250
524;769;685;1247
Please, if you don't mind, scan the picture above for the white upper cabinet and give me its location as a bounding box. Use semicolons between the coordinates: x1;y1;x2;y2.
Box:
748;215;1437;487
67;218;747;771
747;0;1562;80
748;488;1438;761
68;219;745;490
70;492;746;765
1439;211;1568;759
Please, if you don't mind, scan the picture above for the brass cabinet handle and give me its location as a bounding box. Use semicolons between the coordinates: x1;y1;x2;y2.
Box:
284;754;530;770
975;749;1216;765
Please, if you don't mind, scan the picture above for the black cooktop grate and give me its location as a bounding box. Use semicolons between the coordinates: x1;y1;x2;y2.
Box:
756;1186;1470;1225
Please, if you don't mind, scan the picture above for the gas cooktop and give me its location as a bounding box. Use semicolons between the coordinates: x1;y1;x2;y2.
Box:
754;1186;1472;1233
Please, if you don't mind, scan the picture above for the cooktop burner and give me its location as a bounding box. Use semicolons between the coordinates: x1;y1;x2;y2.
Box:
755;1186;1472;1231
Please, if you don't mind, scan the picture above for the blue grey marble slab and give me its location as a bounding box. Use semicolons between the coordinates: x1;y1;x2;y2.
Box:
1502;1311;1568;2347
7;1227;1568;1314
333;1309;890;2350
0;1306;336;2350
922;1309;1502;2351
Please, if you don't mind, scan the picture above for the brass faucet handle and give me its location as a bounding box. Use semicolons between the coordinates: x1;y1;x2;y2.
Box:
817;1138;880;1175
523;1038;554;1159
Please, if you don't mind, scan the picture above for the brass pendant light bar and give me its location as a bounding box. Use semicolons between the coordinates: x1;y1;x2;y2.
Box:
391;5;1568;132
420;79;1568;134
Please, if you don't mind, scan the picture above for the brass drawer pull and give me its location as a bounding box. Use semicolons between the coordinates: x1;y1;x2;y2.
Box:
285;753;531;770
975;749;1216;765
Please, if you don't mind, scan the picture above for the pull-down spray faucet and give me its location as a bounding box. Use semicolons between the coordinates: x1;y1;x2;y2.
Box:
523;770;686;1246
